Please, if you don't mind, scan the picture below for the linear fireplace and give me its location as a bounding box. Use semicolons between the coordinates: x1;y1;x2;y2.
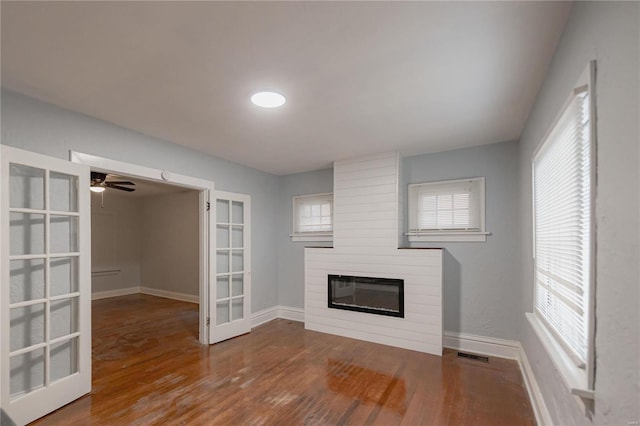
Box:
328;274;404;318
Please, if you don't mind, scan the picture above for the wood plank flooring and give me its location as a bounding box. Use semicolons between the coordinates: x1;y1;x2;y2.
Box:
33;294;535;425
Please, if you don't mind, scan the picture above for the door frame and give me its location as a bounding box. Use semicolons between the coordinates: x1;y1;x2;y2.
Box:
70;151;215;344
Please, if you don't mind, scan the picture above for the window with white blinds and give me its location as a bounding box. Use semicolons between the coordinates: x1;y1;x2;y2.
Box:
407;177;486;242
533;83;593;369
292;193;333;238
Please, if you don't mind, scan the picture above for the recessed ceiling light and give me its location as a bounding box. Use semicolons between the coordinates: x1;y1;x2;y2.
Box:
251;91;286;108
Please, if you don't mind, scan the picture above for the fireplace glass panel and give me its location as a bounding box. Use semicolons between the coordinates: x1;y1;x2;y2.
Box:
328;275;404;318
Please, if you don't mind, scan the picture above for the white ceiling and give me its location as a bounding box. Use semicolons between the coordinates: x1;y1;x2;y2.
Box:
1;1;572;175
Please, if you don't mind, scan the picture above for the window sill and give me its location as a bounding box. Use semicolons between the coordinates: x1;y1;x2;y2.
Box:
290;234;333;242
525;312;594;400
405;231;490;242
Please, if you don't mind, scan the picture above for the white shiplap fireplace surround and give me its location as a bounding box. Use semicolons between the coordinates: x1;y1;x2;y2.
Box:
304;152;443;355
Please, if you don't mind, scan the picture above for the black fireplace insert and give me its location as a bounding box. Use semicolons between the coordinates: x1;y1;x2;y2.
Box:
328;274;404;318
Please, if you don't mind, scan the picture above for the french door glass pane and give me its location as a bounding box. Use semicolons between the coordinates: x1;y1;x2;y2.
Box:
231;226;243;248
231;274;243;297
231;201;243;224
217;251;229;274
50;297;78;340
216;276;229;299
216;301;230;325
10;349;45;398
50;337;79;383
49;172;78;213
10;304;45;352
232;250;243;272
232;298;243;320
216;200;229;223
10;259;45;304
216;225;229;248
50;215;79;253
50;257;79;296
9;164;45;210
10;212;45;255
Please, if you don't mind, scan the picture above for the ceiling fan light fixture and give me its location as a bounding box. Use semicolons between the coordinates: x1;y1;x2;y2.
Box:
251;91;286;108
90;186;106;193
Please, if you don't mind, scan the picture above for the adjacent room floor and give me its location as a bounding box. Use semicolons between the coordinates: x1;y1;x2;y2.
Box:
34;294;535;425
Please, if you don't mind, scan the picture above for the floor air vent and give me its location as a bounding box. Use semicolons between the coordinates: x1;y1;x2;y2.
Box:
457;352;489;363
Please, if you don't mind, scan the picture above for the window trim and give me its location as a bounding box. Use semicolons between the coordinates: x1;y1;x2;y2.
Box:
406;177;488;242
530;61;596;400
290;192;333;242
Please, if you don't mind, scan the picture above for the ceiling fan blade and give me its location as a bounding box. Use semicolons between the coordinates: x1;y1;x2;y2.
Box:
106;183;136;192
105;181;135;185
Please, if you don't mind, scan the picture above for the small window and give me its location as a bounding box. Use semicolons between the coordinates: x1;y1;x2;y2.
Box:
529;62;595;398
290;193;333;242
407;177;487;242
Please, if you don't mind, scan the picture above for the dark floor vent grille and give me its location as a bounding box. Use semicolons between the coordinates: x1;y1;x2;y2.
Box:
457;352;489;363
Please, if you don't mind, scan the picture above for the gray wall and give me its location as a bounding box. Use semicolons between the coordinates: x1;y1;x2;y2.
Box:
90;192;142;293
517;2;639;424
1;89;280;312
276;168;333;308
402;141;521;340
140;191;199;296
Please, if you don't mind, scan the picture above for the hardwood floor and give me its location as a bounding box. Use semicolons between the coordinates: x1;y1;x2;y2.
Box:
34;294;535;425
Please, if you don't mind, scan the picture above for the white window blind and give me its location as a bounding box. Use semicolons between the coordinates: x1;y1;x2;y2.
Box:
293;193;332;234
409;178;483;232
533;86;592;366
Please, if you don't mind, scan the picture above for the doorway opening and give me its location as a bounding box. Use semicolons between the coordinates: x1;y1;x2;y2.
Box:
71;151;215;344
90;172;201;339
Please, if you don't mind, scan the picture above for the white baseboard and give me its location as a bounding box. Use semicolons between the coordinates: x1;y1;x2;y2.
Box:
251;306;279;328
277;305;305;322
92;286;140;300
139;287;199;304
250;305;305;329
443;331;521;360
518;344;552;426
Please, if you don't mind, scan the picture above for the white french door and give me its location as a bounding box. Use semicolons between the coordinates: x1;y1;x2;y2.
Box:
1;146;91;425
209;191;251;344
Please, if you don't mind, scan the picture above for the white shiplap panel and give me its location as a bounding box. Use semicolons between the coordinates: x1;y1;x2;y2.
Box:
332;228;397;239
332;229;397;241
306;263;440;278
304;302;441;330
306;251;443;268
336;192;397;206
333;166;398;182
334;183;397;198
305;311;442;342
333;202;397;215
334;210;397;222
334;176;397;191
306;322;442;355
331;219;400;231
333;153;398;249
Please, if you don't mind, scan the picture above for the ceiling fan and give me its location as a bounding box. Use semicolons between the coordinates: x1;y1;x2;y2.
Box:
90;172;136;193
